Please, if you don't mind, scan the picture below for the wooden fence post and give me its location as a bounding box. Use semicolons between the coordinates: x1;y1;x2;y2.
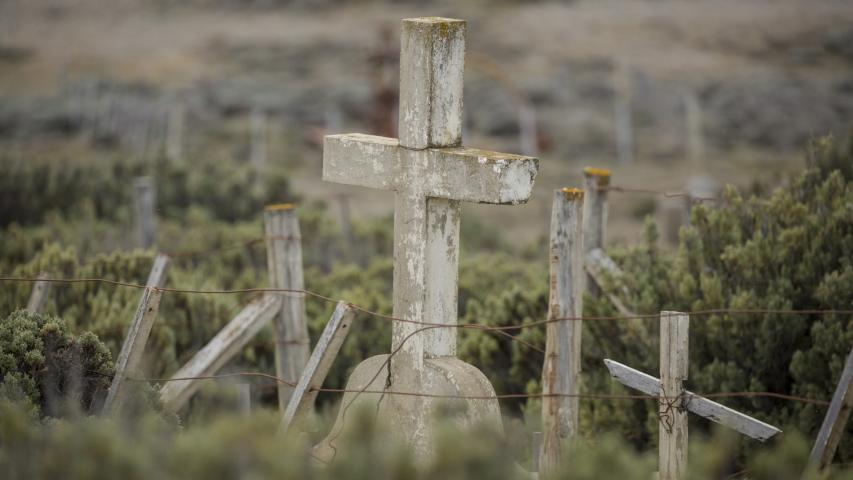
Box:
133;176;156;249
26;272;52;314
250;107;268;175
519;102;538;158
264;204;310;412
613;62;634;165
159;295;280;413
280;302;355;435
102;254;169;414
808;346;853;471
166;100;185;162
540;188;584;474
236;382;252;417
582;167;610;297
682;90;704;165
531;431;543;473
659;311;689;480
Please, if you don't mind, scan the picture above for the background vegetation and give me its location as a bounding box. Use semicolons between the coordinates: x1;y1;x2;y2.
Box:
0;119;851;474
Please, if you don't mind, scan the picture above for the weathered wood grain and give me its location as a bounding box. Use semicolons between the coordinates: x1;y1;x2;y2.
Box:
102;254;169;414
540;188;584;474
159;295;280;412
604;359;782;441
659;311;689;480
581;167;610;297
133;176;156;249
265;204;310;412
280;302;355;434
584;247;634;316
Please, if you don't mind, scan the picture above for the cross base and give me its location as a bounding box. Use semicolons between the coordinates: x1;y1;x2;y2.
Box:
313;354;502;461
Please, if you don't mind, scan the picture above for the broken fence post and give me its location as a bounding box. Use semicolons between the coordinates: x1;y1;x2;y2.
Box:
808;346;853;471
102;253;169;415
26;272;52;314
159;295;280;413
237;382;252;417
584;248;634;316
540;188;584;474
659;311;689;480
264;204;311;413
133;176;156;249
280;302;355;435
582;167;610;297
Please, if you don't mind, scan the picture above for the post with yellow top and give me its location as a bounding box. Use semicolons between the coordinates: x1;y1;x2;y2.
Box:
540;188;585;474
582;167;610;297
264;203;310;412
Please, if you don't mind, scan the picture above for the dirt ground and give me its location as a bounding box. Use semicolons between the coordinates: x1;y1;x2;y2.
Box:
2;0;851;247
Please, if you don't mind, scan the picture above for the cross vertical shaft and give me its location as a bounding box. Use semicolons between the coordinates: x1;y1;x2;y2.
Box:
392;18;466;374
660;311;689;480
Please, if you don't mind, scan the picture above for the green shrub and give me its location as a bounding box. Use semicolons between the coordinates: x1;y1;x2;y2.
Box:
0;310;113;417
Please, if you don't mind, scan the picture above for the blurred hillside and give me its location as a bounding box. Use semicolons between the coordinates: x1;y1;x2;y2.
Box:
1;0;852;245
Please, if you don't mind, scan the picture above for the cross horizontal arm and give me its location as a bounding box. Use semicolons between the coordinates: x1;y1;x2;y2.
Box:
422;147;538;204
323;134;400;190
604;359;782;441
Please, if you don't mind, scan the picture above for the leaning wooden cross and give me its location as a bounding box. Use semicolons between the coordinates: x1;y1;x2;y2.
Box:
605;311;781;480
314;17;538;459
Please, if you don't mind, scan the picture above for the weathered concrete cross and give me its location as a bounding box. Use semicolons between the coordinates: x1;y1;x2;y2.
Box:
318;17;538;456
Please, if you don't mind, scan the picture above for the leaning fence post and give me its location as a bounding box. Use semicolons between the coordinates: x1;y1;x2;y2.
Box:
540;188;584;474
659;311;689;480
582;167;610;297
26;272;52;314
159;295;280;413
102;253;170;415
264;204;310;413
280;302;355;435
133;176;156;249
808;346;853;471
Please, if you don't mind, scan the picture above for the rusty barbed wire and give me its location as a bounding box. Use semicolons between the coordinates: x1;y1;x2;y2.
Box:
598;184;720;203
3;277;852;330
113;370;830;406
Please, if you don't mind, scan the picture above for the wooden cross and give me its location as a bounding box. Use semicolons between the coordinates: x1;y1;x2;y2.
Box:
323;17;538;378
604;311;781;480
317;17;538;456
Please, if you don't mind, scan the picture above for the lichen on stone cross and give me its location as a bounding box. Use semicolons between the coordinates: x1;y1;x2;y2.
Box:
319;17;538;456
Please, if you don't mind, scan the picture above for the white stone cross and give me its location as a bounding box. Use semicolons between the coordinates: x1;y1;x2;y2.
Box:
323;17;538;377
318;17;538;457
